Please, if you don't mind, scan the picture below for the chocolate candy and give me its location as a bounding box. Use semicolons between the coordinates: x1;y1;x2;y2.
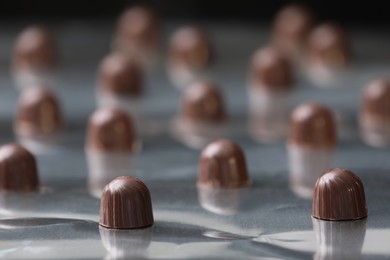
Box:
114;6;159;54
100;176;154;229
361;78;390;119
14;86;63;136
86;108;136;153
198;139;250;188
97;52;143;98
288;102;336;149
306;23;350;69
272;4;314;55
360;78;390;147
0;144;39;191
250;46;294;91
179;81;226;124
12;25;58;73
312;168;368;221
169;25;212;69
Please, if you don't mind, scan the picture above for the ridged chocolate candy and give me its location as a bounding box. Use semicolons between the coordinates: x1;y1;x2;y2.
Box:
115;6;159;52
12;25;58;72
250;47;294;91
306;23;350;68
312;168;368;221
0;144;39;191
180;81;226;124
86;108;136;152
100;176;154;229
289;102;336;149
14;87;63;136
98;53;143;98
198;139;250;188
361;78;390;122
272;4;314;53
169;26;212;69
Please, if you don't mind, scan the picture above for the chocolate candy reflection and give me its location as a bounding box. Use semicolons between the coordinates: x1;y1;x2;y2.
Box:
12;25;58;88
360;78;390;147
287;102;336;198
304;22;350;87
173;81;227;149
168;25;212;89
248;46;294;142
313;218;366;260
114;6;159;68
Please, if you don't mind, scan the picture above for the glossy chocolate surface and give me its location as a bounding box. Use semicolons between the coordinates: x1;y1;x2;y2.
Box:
306;23;350;67
169;26;212;68
250;47;294;90
12;25;58;71
361;78;390;121
272;4;314;50
98;52;143;97
288;102;336;149
15;87;63;136
179;81;226;124
198;139;250;188
312;168;368;221
86;108;136;152
0;144;39;191
100;176;154;229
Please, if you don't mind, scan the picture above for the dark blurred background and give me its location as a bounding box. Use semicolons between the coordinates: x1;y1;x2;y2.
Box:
1;0;389;26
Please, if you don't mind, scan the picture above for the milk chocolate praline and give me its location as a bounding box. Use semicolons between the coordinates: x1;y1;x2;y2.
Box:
306;23;350;67
100;176;154;229
15;86;63;136
289;102;336;149
86;108;136;152
98;53;143;98
250;47;294;91
115;6;159;50
361;78;390;122
12;25;58;72
198;139;251;188
169;26;212;68
312;168;367;221
180;81;226;124
272;4;314;49
0;144;39;191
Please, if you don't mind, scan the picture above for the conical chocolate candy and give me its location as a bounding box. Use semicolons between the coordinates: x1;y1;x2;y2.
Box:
179;81;226;125
98;52;143;98
12;25;58;72
14;86;63;136
198;139;251;188
312;168;368;221
288;102;336;149
250;46;294;91
169;26;212;69
0;144;39;191
100;176;154;229
86;108;137;153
